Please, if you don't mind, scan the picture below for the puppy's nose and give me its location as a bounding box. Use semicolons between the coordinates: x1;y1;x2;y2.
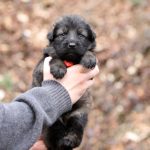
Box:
68;42;76;48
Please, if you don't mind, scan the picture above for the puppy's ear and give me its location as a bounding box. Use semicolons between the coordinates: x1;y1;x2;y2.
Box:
89;29;96;42
47;23;58;43
47;32;54;43
91;31;96;42
88;29;96;50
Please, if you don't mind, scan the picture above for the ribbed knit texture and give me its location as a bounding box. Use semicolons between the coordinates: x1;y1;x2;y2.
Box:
0;80;72;150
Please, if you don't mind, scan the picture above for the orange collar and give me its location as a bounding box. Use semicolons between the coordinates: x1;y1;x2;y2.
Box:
64;60;74;67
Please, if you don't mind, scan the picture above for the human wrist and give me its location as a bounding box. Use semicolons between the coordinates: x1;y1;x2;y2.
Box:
41;80;72;116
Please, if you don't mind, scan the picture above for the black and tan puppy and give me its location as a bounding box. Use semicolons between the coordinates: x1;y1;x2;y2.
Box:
32;15;96;150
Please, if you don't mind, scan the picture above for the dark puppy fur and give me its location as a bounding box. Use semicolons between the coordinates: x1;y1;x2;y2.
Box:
32;15;96;150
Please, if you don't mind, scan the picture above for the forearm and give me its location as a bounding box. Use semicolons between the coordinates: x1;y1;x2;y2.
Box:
0;80;72;150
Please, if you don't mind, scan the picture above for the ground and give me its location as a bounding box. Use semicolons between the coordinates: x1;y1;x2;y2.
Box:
0;0;150;150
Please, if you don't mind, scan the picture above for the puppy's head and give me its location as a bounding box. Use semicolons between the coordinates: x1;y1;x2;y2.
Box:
47;15;96;63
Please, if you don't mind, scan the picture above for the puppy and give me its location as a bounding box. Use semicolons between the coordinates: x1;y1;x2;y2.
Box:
32;15;96;150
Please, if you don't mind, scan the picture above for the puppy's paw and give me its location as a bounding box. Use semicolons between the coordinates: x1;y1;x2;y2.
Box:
50;65;67;79
80;56;96;69
58;132;81;148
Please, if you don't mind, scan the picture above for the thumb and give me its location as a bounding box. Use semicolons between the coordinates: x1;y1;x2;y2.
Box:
43;56;54;80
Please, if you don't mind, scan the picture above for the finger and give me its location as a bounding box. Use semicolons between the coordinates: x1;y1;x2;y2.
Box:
43;56;52;74
96;57;99;63
30;140;47;150
86;65;99;79
43;56;54;80
82;79;94;89
68;64;89;73
68;64;84;71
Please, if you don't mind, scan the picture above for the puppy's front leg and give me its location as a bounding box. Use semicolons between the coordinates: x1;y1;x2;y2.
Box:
80;51;96;69
50;59;67;79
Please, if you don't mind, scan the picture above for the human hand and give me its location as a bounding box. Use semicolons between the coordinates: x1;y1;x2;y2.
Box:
43;57;99;104
29;139;47;150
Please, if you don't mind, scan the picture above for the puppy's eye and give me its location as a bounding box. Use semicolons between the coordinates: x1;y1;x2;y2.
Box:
57;33;66;37
78;29;88;39
78;33;87;38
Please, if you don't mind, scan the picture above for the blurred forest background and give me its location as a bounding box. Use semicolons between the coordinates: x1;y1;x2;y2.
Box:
0;0;150;150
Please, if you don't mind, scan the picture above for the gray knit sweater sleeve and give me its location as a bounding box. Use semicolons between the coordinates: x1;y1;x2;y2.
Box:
0;80;72;150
